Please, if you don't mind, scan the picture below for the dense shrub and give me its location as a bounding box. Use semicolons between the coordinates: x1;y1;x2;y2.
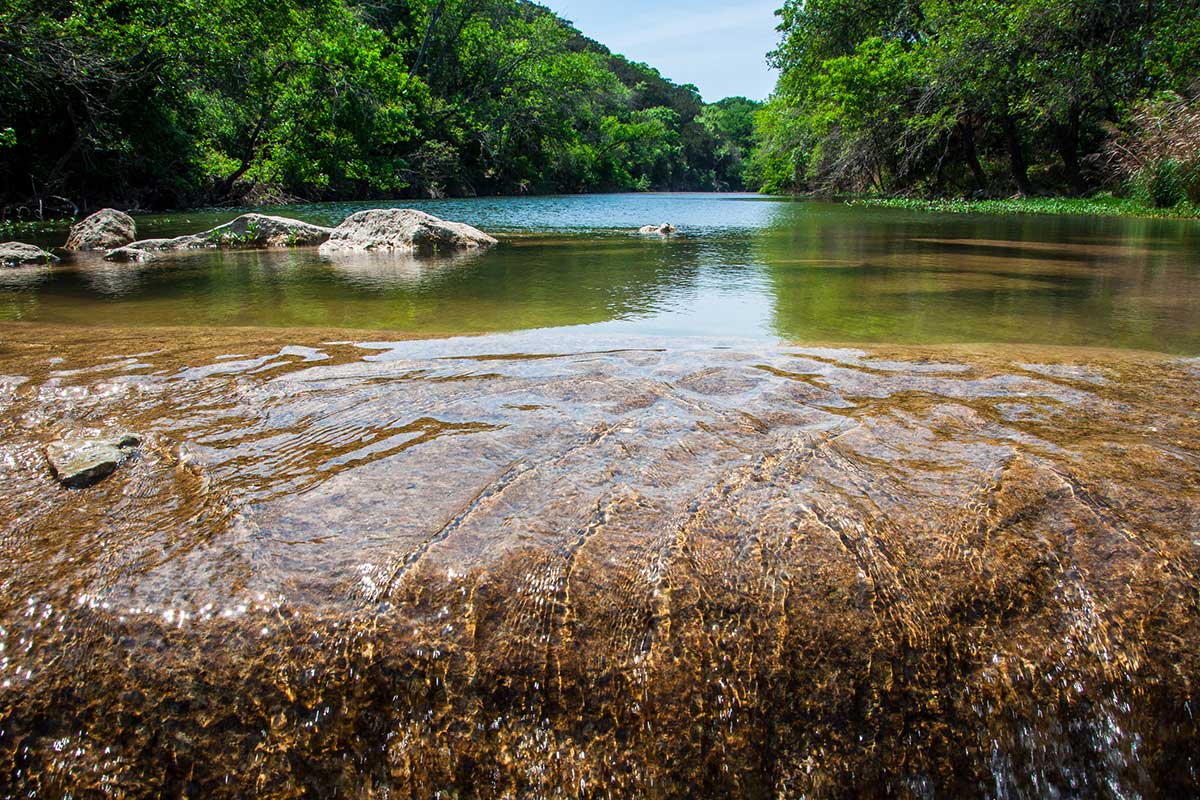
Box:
1106;90;1200;207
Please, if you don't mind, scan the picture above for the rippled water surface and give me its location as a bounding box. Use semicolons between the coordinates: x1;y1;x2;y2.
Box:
1;194;1199;797
5;193;1200;351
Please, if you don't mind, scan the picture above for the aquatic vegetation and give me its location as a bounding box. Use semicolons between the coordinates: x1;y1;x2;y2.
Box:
849;195;1200;219
0;217;73;241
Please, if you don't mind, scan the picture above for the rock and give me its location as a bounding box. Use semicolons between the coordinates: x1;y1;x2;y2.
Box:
319;209;498;256
105;214;333;261
45;433;141;489
198;213;333;248
638;223;677;236
65;209;137;251
104;239;177;262
0;242;58;267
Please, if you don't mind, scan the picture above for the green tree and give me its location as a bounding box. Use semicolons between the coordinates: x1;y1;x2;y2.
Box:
750;0;1200;199
0;0;766;211
698;97;761;190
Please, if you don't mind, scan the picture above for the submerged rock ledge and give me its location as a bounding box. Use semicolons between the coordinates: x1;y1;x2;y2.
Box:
102;209;498;262
106;213;333;261
0;327;1196;797
0;241;57;267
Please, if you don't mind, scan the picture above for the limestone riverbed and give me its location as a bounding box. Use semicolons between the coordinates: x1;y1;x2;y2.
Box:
1;322;1197;797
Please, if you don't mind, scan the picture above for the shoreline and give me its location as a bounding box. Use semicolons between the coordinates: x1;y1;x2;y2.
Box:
847;194;1200;220
7;190;1200;243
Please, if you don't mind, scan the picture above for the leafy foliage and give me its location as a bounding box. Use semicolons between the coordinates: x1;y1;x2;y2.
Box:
752;0;1200;198
0;0;760;213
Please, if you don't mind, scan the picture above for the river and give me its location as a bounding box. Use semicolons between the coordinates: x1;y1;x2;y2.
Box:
5;193;1200;351
1;194;1198;797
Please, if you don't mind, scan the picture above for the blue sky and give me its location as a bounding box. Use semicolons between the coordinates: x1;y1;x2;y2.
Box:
543;1;781;102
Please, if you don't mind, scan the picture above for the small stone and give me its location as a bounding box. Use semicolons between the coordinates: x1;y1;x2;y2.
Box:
45;433;142;489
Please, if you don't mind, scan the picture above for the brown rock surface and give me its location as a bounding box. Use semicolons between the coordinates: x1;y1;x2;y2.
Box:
0;325;1196;797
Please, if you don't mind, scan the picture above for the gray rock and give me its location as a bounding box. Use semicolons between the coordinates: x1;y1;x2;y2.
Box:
199;213;333;248
0;242;58;267
637;223;677;236
105;214;333;261
319;209;498;256
105;239;183;263
45;433;141;489
65;209;137;251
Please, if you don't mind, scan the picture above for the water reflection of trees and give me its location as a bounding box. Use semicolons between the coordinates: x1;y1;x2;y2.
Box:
32;239;709;334
758;207;1200;353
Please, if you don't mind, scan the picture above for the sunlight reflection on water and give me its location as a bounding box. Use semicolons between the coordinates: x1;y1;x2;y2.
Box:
5;193;1199;352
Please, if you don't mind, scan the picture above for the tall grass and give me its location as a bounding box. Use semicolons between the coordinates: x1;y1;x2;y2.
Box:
1105;88;1200;208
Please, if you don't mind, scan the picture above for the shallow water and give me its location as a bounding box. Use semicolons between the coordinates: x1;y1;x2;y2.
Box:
5;194;1200;352
1;324;1198;797
1;194;1199;797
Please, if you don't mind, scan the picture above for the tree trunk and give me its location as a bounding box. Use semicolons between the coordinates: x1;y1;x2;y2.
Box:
1003;114;1032;195
960;120;986;191
213;86;286;202
214;159;254;203
410;0;446;80
1057;104;1085;195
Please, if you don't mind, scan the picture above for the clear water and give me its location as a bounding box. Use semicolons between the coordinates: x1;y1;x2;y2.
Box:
5;193;1200;352
3;194;1199;796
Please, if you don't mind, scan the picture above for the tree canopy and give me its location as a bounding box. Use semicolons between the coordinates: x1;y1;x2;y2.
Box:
750;0;1200;203
0;0;761;212
7;0;1194;211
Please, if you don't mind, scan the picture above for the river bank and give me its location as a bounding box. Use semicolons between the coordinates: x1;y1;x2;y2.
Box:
849;194;1200;220
1;321;1198;796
